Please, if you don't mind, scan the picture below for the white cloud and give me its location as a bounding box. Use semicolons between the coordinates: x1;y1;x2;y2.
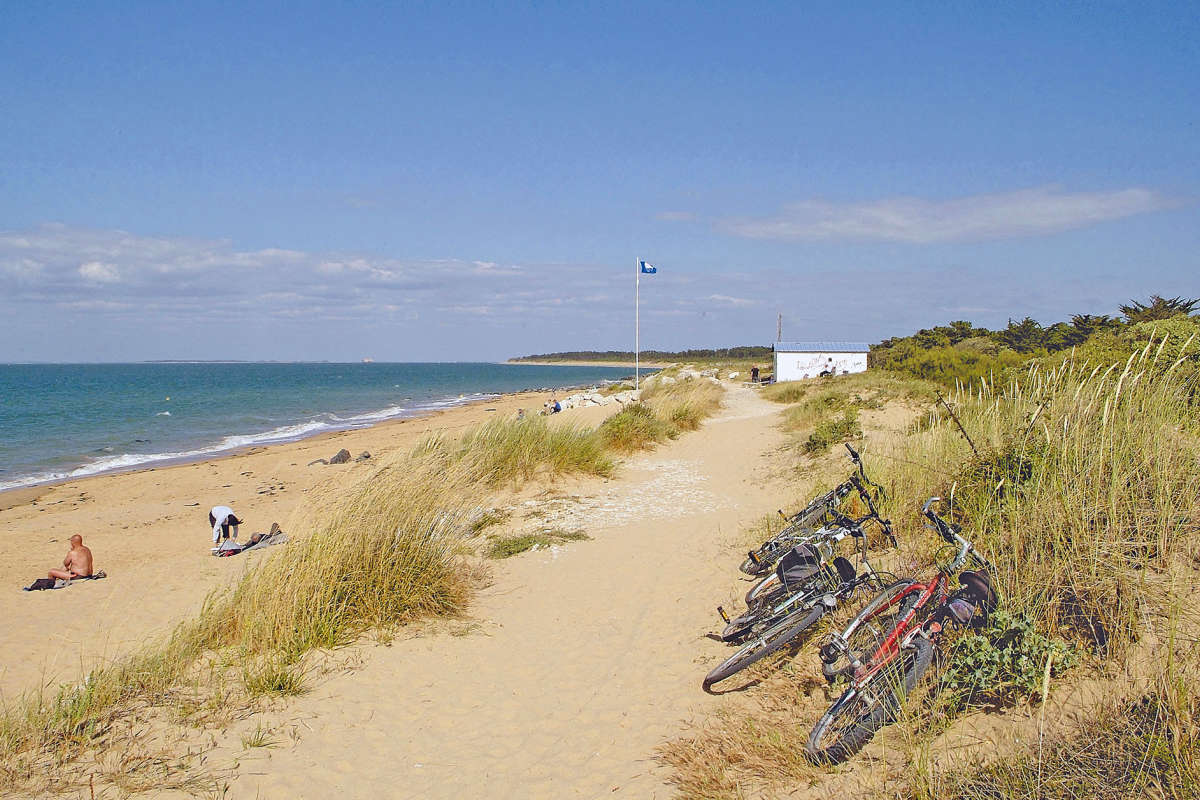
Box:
78;261;120;283
0;224;632;330
718;186;1179;243
707;294;757;307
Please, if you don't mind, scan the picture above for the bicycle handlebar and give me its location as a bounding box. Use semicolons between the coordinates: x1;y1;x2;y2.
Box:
923;496;995;574
922;497;958;544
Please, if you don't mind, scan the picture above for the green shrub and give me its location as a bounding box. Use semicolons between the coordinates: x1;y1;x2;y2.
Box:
938;610;1076;712
486;529;590;559
803;409;862;454
761;383;808;404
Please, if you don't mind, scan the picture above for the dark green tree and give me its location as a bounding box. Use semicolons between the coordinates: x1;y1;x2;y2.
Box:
1070;314;1121;338
1119;295;1200;323
997;317;1045;353
1042;322;1081;351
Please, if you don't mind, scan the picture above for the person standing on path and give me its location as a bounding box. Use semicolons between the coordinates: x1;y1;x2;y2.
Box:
209;505;242;544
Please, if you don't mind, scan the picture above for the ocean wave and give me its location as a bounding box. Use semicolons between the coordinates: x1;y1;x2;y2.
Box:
0;392;500;492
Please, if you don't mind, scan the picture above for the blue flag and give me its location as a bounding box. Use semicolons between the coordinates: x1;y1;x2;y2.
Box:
639;261;657;274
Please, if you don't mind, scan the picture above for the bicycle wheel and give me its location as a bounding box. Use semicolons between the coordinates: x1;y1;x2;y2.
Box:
745;572;784;607
740;535;796;576
703;605;826;690
806;635;934;764
821;581;916;684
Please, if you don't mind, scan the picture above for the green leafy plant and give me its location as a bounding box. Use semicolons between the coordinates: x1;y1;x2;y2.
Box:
486;529;590;559
938;609;1076;712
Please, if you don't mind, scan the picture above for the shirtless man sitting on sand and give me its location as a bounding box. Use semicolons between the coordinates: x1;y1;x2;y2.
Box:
48;534;93;580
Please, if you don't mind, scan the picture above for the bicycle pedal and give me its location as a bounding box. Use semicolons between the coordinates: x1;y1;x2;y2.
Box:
717;605;731;624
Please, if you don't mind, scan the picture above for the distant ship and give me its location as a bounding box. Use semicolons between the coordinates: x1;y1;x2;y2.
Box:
362;357;375;363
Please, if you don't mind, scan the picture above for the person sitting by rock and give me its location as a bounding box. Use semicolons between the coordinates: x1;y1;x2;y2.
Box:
551;398;562;413
209;505;243;545
48;534;93;581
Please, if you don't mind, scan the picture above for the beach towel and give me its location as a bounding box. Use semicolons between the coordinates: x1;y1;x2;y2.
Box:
23;571;107;592
211;532;288;557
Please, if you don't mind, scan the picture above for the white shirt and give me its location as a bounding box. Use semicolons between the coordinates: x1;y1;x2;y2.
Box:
210;505;237;543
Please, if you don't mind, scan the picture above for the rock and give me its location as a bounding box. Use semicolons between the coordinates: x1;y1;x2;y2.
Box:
707;376;721;385
660;375;677;386
306;458;328;466
354;451;372;462
728;372;740;380
328;448;352;465
678;369;702;381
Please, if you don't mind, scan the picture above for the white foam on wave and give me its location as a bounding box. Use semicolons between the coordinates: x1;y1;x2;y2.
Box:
0;392;501;493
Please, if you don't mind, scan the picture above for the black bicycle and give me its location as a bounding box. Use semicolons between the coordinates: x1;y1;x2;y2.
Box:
739;444;881;577
704;500;896;691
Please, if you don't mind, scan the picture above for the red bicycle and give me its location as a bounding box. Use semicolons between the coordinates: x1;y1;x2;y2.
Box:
805;497;997;764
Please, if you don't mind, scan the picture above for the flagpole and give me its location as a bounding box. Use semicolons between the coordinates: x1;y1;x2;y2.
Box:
635;257;640;391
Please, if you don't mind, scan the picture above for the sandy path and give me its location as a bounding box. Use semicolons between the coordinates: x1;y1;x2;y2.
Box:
221;386;793;799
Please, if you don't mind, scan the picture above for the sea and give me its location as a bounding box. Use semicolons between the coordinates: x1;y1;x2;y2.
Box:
0;362;639;492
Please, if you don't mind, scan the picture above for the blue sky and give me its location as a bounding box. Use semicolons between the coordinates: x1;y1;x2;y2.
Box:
1;2;1196;361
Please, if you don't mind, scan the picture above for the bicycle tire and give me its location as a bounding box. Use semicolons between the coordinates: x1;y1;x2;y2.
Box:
806;635;934;764
723;577;815;642
745;573;784;607
703;605;826;690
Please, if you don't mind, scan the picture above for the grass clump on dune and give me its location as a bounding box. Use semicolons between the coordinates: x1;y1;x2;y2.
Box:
599;377;724;452
453;416;614;485
599;403;679;452
487;529;591;559
801;408;863;454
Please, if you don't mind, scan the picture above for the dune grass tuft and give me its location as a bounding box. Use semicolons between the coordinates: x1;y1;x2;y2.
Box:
486;529;591;559
453;416;615;485
802;408;863;454
599;378;725;452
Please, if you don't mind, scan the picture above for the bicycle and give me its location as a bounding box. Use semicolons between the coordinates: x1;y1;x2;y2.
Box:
728;455;896;637
703;499;896;691
739;444;878;577
805;497;997;764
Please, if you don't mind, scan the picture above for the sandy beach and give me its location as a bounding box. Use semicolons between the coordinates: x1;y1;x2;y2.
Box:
0;388;620;700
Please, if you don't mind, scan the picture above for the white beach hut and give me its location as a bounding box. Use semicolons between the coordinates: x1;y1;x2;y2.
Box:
772;341;870;382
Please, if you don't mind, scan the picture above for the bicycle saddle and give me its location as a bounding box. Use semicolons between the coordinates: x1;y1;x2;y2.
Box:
959;570;995;606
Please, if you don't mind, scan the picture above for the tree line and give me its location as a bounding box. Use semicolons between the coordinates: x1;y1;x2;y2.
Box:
870;295;1200;385
512;346;774;362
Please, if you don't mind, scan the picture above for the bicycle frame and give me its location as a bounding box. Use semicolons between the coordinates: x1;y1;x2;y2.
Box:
841;572;948;685
742;444;892;575
821;497;992;686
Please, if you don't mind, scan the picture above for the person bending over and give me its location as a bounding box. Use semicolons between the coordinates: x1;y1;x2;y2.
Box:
209;505;243;544
48;534;93;580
